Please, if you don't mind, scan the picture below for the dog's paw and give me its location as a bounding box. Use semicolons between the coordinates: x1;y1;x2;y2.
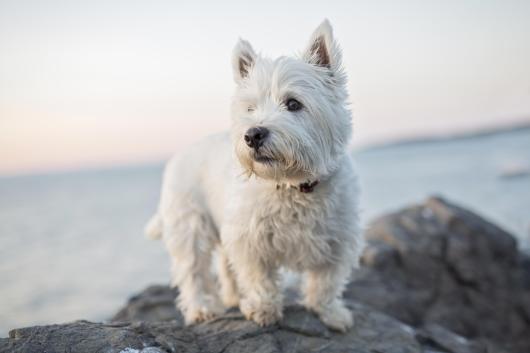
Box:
182;302;225;325
309;301;353;332
240;298;283;326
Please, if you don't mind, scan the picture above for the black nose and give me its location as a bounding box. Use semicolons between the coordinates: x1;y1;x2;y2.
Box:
244;127;269;149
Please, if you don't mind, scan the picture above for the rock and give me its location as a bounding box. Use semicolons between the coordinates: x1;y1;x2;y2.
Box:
2;298;478;353
112;285;182;324
1;196;528;353
498;161;530;179
346;196;530;353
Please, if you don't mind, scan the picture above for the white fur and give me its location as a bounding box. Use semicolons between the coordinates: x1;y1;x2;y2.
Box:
146;19;363;332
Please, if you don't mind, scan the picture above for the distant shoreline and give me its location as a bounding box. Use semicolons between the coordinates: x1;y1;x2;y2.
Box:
357;119;530;151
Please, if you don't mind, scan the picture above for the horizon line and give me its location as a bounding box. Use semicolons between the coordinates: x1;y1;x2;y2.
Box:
1;118;529;179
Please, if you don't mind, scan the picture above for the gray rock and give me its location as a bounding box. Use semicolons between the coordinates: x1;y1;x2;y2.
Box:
3;300;458;353
1;196;528;353
112;285;182;324
347;196;530;353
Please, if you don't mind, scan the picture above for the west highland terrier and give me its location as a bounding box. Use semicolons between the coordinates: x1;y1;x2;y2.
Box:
145;19;363;332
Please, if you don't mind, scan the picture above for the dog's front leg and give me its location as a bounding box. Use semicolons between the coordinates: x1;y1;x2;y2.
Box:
303;262;353;332
228;244;283;326
216;247;240;308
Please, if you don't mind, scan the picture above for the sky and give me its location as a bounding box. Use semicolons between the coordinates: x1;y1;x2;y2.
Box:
1;0;530;175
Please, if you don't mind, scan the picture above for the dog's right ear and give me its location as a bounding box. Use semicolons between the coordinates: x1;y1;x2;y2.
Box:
232;39;256;83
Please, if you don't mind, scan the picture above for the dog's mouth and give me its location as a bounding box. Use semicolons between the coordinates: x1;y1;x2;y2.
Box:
251;151;276;164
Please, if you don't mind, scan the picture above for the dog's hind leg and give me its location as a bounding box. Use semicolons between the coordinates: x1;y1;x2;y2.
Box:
162;207;224;324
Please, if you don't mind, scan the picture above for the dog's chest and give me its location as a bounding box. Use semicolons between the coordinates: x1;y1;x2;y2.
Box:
247;188;336;269
265;191;318;232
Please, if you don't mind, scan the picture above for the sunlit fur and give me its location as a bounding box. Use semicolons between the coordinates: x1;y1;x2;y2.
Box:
145;19;363;332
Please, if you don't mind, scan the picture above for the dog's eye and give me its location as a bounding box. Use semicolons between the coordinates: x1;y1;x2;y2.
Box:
286;98;302;112
247;106;255;113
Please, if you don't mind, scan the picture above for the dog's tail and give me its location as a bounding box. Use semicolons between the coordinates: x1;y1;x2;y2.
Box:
144;213;163;240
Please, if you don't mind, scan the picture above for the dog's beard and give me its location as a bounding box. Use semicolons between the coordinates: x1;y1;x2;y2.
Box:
234;137;317;182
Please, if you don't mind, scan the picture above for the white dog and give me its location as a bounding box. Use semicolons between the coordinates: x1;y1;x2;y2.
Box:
145;19;363;332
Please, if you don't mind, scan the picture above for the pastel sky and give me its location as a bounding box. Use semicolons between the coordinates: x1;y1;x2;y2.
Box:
1;0;530;175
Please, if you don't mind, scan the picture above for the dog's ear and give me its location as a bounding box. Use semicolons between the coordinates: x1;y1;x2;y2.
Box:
232;39;257;83
303;19;342;70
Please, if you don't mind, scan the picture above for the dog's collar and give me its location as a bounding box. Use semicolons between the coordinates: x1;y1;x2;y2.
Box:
298;180;319;193
276;180;320;193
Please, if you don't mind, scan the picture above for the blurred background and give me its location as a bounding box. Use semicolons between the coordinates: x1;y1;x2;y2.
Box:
1;0;529;336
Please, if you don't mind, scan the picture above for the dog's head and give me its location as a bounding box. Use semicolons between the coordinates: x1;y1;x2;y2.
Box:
231;20;352;183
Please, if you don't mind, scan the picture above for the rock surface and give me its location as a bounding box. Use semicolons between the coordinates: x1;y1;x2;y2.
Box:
3;296;481;353
347;196;530;353
1;196;529;353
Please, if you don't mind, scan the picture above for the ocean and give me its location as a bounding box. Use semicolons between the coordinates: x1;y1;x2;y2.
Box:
1;128;529;336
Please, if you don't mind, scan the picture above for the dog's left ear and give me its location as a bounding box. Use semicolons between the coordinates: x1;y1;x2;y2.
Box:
303;19;342;71
232;39;257;83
